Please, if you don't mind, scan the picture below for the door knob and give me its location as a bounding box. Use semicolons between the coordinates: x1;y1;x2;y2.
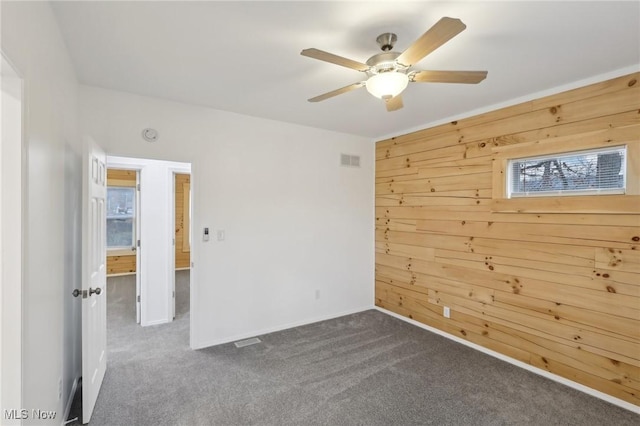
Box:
89;287;102;296
72;289;81;297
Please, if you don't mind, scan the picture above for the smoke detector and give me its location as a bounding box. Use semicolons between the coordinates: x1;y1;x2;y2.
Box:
142;128;158;142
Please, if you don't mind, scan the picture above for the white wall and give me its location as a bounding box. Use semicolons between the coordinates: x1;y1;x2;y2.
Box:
1;54;23;421
80;86;375;349
107;156;190;326
1;2;82;423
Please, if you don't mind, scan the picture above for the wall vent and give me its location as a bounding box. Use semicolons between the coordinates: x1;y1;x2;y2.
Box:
234;337;262;348
341;153;360;168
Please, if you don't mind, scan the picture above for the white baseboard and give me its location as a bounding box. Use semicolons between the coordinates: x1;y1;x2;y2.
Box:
192;305;373;350
375;306;640;414
61;376;80;426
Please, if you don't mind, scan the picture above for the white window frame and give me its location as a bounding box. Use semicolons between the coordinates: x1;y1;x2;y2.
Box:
106;185;137;255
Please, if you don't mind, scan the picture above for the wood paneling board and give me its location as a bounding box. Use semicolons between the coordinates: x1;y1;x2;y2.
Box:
175;174;191;269
106;254;136;275
376;172;492;196
376;74;639;152
375;190;490;207
377;206;640;227
107;168;136;185
415;220;639;249
464;111;640;159
375;73;640;405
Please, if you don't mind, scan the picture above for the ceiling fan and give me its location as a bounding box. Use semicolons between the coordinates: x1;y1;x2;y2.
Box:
301;17;487;112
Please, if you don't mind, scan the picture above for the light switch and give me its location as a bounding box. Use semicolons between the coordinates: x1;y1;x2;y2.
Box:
203;227;210;242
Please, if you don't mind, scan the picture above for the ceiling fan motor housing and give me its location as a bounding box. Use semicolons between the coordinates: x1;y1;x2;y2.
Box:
366;51;407;76
376;32;397;51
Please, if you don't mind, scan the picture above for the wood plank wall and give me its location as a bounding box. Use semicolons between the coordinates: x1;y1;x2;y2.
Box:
175;173;190;269
375;73;640;406
106;169;137;275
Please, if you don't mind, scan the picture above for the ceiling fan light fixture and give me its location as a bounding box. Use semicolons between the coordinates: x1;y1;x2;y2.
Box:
366;72;409;99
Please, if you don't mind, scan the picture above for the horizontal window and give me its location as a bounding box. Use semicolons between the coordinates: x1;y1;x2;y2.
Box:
507;146;626;198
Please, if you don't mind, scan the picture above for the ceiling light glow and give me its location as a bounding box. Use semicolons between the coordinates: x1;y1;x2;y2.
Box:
366;72;409;99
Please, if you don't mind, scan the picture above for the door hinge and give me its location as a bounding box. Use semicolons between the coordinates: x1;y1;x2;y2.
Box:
137;295;140;303
137;239;141;248
173;291;175;298
172;238;175;246
137;183;140;191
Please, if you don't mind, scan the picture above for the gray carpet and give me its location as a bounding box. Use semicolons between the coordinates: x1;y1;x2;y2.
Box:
105;271;190;327
76;283;639;425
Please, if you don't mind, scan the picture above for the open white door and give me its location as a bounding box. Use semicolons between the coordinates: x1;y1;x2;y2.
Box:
81;138;107;423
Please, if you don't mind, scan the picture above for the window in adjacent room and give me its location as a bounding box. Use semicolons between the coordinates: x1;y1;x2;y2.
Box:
507;146;626;198
106;186;136;249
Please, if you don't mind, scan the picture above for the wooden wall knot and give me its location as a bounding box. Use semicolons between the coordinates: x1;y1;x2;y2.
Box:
628;78;637;87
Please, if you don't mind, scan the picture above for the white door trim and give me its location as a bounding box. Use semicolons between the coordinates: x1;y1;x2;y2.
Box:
167;168;190;321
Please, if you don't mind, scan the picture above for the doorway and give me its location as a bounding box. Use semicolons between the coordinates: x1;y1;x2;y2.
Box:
173;173;191;320
105;156;191;328
105;168;140;326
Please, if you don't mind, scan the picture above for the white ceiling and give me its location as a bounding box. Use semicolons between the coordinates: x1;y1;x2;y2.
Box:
51;1;640;139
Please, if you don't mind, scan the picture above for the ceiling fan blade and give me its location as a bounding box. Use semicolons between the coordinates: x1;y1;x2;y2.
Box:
308;81;365;102
412;70;488;84
301;48;369;72
396;17;466;66
385;95;404;112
